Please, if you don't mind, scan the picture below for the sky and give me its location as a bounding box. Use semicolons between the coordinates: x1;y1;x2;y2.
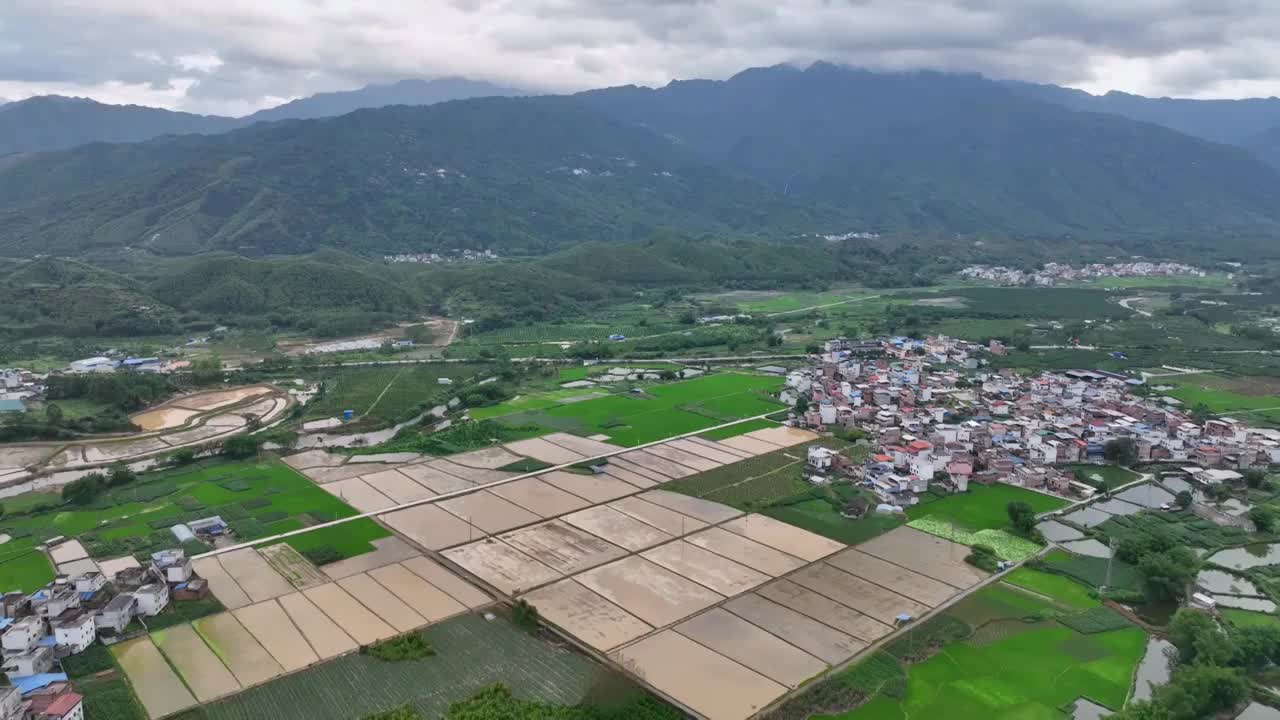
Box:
3;0;1280;115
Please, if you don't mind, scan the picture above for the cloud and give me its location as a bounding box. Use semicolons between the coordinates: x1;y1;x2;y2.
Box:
2;0;1280;114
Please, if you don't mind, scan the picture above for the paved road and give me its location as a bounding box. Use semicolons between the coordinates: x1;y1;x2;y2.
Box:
1119;296;1153;317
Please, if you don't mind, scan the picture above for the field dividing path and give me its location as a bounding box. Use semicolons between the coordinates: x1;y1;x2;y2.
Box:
765;294;881;317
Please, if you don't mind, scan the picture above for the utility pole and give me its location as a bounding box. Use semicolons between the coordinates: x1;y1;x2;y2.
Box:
1101;536;1116;595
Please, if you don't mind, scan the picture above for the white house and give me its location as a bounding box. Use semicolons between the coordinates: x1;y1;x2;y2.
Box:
52;614;95;654
95;594;136;635
73;573;106;596
1;616;43;652
133;584;169;617
150;550;193;584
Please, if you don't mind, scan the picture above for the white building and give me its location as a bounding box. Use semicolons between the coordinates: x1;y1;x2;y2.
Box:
133;584;169;617
1;616;43;652
150;550;193;584
67;357;115;374
52;614;95;654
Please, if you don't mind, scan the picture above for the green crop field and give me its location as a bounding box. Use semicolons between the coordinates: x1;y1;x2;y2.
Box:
663;443;814;508
0;548;55;594
1221;608;1280;629
168;614;613;720
305;363;492;423
498;372;783;446
1002;568;1100;610
907;484;1068;531
0;459;386;583
469;388;607;420
1160;374;1280;415
1059;464;1141;490
1041;549;1144;593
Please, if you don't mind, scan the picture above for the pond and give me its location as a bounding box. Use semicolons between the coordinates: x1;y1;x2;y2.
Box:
1131;638;1174;702
1070;698;1112;720
1209;543;1280;570
1214;595;1278;613
1196;568;1263;596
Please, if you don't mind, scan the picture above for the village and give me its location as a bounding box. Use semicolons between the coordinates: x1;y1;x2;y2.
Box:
958;261;1210;286
788;335;1276;517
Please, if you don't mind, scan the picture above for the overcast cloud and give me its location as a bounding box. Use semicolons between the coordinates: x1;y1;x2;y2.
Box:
2;0;1280;115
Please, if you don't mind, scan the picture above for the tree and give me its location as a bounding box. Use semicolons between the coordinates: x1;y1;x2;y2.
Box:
62;473;106;505
1169;609;1220;664
106;463;136;487
1245;469;1268;489
1174;490;1193;510
222;434;261;460
44;403;63;427
1139;546;1199;601
511;599;540;632
172;448;196;466
1206;483;1233;503
1191;402;1213;424
1006;501;1036;534
1251;505;1276;533
190;356;223;385
793;394;810;416
1103;437;1138;466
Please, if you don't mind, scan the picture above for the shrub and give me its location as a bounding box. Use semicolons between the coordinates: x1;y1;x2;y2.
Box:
171;448;197;466
1060;607;1131;634
364;633;436;662
222;435;261;460
512;599;540;632
300;545;343;566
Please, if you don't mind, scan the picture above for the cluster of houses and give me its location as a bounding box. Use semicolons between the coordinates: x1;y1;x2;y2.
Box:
0;548;209;719
792;335;1280;510
958;261;1208;286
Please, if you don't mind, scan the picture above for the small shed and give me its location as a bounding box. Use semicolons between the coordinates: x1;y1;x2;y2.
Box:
169;524;196;543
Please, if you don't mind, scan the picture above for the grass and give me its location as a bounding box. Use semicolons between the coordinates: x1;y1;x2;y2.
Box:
765;499;906;545
1003;568;1100;610
1041;549;1145;593
346;420;547;457
0;459;386;573
906;484;1068;531
305;364;492;423
1059;464;1141;491
0;549;55;593
144;598;227;632
283;520;391;561
499;372;782;446
1159;374;1280;414
663;442;815;508
1221;608;1280;629
166;613;615;720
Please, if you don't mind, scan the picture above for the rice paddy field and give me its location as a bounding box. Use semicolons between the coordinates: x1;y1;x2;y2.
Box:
304;363;493;423
167;613;613;720
1059;464;1141;491
0;459;387;583
496;372;783;446
907;484;1069;530
825;578;1145;720
1221;608;1280;629
1159;374;1280;420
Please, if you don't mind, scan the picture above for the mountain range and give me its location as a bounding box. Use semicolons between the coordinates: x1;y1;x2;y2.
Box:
0;78;523;156
5;63;1280;262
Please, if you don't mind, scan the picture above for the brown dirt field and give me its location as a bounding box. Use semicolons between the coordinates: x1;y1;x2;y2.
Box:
174;386;272;411
131;407;200;431
608;496;707;536
502;437;587;465
717;436;781;455
113;637;198;718
300;463;375;485
233;600;320;672
81;438;169;463
217;548;295;603
643;443;722;472
192;558;251;610
723;592;865;664
561;506;673;551
575;556;723;627
0;445;57;470
397;463;476;494
438;491;542;534
617;450;696;479
789;562;929;625
487;477;592;517
322;477;396;513
359;469;436;504
153;624;241;701
825;549;960;607
447;446;525;469
667;438;747;464
642;541;770;596
521;579;653;652
367;563;468;622
721;514;844;562
49;539;88;564
337;573;427;632
277;592;359;659
320;536;421;581
612;630;788;720
442;540;562;595
193;613;284;687
639;490;742;524
606;457;673;483
539;471;637;503
745;426;819;446
683;527;806;577
258;543;329;590
425;459;516;484
855;526;987;589
601;466;659;489
399;556;491;608
540;432;623;457
282;450;347;470
755;579;893;643
675;608;827;688
498;520;627;575
302;583;395;645
687;436;754;459
160;422;239;447
382;504;479;550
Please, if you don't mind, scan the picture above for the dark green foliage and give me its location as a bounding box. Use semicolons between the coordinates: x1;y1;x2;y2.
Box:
1104;437;1139;466
254;510;289;523
363;707;422;720
228;518;266;538
78;671;147;720
498;458;554;473
145;598;225;632
300;545;343;566
1252;505;1277;532
512;599;540;632
241;497;272;509
172;448;197;466
59;642;115;678
222;434;261;459
106;464;137;487
349;421;545;457
444;684;684;720
62;472;107;505
175;496;205;512
966;544;1000;572
218;477;253;492
767;651;907;720
1175;490;1193;509
365;634;436;662
1006;501;1036;534
1111;665;1249;720
1059;607;1131;634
